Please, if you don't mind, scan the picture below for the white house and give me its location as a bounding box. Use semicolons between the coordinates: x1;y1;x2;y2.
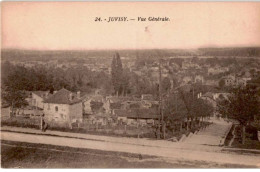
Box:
223;75;236;86
183;76;192;84
32;91;50;110
194;75;204;84
43;88;83;124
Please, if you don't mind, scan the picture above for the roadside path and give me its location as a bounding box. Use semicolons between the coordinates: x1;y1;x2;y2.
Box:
1;125;223;152
1;131;259;167
184;118;232;146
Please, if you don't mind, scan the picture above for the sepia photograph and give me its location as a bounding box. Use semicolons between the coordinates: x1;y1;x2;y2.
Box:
1;1;260;168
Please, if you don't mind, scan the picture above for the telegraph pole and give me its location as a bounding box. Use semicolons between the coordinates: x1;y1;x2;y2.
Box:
158;58;165;139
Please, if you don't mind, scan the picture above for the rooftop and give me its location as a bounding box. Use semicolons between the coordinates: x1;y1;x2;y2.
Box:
44;88;82;105
114;108;159;119
32;91;50;98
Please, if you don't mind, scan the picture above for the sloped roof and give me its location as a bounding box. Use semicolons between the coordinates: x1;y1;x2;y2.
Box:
32;91;49;98
44;88;82;105
110;102;122;109
114;108;159;119
106;96;141;103
141;94;154;101
90;95;103;102
202;92;214;99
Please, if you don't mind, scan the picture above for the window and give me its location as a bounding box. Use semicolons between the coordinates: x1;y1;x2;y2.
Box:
55;106;58;112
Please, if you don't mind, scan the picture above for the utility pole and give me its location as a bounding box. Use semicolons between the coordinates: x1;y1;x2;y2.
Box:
192;85;194;100
158;58;165;139
175;92;177;113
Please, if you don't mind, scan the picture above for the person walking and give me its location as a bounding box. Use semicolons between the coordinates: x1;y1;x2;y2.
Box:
41;113;48;132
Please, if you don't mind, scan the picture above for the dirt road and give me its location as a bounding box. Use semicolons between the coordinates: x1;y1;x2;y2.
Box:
1;131;259;167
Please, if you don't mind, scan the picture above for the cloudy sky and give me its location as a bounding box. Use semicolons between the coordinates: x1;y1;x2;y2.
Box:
2;2;260;50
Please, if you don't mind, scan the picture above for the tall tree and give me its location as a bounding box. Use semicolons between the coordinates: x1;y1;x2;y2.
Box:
162;77;171;94
2;69;29;116
111;52;124;96
217;86;259;144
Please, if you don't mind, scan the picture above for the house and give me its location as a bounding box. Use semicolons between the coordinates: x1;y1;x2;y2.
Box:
208;67;229;75
223;75;236;86
182;76;192;84
205;79;219;86
113;108;160;125
235;77;251;87
223;75;251;87
83;95;104;114
141;94;154;100
194;75;204;84
32;91;50;110
43;88;83;124
103;96;135;114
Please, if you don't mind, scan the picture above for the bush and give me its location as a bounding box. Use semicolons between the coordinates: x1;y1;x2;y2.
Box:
246;125;258;140
1;117;40;129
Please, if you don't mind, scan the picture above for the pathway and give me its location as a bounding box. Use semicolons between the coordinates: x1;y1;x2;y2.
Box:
184;118;232;146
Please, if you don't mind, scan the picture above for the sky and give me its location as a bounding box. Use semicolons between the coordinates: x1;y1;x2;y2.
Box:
1;2;260;50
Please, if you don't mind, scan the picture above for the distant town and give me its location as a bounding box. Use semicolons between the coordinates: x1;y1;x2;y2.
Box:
1;47;260;167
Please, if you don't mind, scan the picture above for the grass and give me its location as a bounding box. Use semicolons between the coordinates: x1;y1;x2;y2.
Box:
1;140;256;168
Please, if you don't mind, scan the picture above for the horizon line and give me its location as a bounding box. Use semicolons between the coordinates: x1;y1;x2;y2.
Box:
2;46;260;52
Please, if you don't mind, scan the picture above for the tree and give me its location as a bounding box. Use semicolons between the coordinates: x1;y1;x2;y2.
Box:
2;90;28;117
2;68;29;116
219;79;225;88
162;77;171;94
111;52;123;96
90;101;104;114
217;86;259;144
191;56;199;63
169;58;183;67
121;69;130;96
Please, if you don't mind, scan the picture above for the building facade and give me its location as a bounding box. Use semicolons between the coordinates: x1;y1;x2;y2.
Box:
43;88;83;124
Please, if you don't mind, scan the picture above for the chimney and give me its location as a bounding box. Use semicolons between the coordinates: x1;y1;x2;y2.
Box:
69;93;73;101
77;91;81;99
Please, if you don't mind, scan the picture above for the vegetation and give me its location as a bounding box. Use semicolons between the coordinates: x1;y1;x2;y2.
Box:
111;53;124;96
217;86;259;144
160;83;214;138
225;124;260;150
1;61;113;94
3;47;260;62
